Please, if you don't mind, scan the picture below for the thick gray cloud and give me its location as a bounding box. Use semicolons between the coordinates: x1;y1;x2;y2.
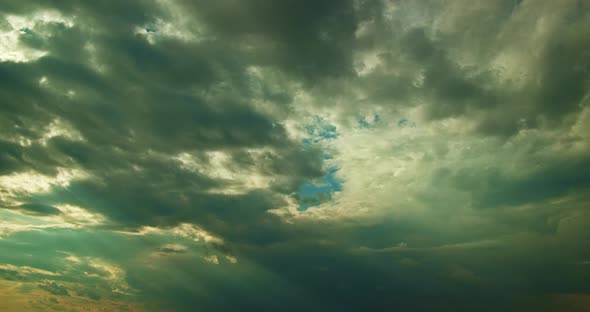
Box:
1;0;589;311
0;0;328;233
175;0;358;80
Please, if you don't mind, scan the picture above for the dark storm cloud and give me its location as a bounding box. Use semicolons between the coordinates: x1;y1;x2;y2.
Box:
533;23;590;120
0;0;162;31
5;39;286;152
431;153;590;211
319;0;590;136
0;139;67;177
1;1;590;311
0;0;330;233
400;28;499;119
0;140;26;174
0;61;55;142
176;0;358;80
478;157;590;209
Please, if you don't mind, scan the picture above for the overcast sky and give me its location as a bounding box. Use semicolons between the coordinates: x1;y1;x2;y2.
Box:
1;0;590;311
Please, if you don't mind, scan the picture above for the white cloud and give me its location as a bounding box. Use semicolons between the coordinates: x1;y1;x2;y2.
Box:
54;204;106;226
225;255;238;264
0;264;60;276
161;244;188;252
0;10;74;63
203;255;219;265
115;222;224;245
175;150;273;195
0;210;77;238
0;168;88;200
39;119;84;146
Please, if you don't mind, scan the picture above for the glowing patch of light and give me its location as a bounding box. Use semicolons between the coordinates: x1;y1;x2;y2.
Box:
0;168;88;198
175;150;273;195
52;204;107;226
40;118;84;145
203;255;219;265
0;264;61;276
1;11;74;63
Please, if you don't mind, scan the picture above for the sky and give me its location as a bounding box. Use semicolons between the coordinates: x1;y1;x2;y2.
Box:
0;0;590;311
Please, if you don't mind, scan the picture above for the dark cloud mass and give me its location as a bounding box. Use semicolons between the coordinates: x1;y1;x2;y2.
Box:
0;0;589;311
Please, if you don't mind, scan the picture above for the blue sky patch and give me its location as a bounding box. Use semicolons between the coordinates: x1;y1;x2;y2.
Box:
298;116;342;211
304;116;337;141
297;167;342;211
359;114;381;129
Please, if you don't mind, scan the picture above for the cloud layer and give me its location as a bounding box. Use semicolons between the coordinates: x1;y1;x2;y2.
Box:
1;0;589;311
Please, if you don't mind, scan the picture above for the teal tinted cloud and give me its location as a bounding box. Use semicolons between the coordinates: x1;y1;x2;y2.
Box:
0;0;589;311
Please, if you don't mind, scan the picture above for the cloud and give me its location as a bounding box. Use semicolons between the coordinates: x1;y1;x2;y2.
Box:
158;244;187;254
0;264;60;277
0;0;589;311
15;203;61;216
38;281;69;296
